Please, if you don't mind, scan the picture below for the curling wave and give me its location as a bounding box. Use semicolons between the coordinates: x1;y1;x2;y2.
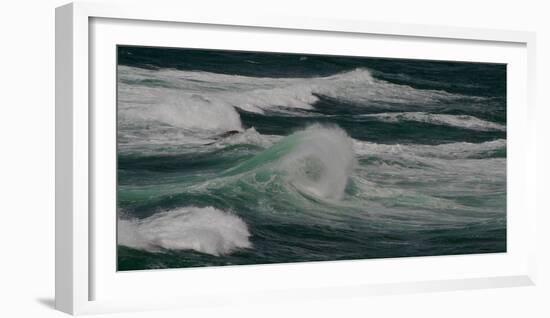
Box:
218;125;355;201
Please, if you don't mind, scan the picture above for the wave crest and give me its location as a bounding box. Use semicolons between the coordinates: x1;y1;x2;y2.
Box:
118;66;469;128
119;90;243;132
118;206;251;256
220;125;355;201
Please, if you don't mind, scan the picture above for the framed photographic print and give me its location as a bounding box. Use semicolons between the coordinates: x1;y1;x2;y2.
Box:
56;1;538;315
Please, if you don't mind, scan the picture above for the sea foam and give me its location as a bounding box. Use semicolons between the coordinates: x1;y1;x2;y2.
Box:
352;138;506;161
362;112;505;132
118;206;251;256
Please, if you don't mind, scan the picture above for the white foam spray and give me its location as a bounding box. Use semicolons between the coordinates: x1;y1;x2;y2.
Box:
279;125;355;201
118;206;252;256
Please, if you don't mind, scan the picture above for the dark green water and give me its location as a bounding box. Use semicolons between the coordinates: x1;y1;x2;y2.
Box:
117;46;506;271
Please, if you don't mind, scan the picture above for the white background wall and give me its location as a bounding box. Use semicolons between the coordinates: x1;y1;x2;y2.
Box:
0;0;548;317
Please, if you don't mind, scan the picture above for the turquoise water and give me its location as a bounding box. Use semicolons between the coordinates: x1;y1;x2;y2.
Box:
116;47;506;271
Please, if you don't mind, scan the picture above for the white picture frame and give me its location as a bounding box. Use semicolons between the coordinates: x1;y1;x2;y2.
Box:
55;1;538;315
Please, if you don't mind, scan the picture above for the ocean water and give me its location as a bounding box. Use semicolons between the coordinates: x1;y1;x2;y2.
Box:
116;46;506;271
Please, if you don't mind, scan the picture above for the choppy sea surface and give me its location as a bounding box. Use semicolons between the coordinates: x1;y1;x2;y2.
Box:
116;47;506;271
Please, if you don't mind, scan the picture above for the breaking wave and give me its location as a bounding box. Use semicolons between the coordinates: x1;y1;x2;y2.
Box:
117;66;473;135
118;88;244;132
118;206;251;256
219;125;355;201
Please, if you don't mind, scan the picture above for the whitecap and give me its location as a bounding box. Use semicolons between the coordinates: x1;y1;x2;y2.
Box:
118;206;252;256
118;65;472;119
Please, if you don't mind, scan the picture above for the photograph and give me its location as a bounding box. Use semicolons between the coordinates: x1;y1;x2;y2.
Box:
116;46;507;271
